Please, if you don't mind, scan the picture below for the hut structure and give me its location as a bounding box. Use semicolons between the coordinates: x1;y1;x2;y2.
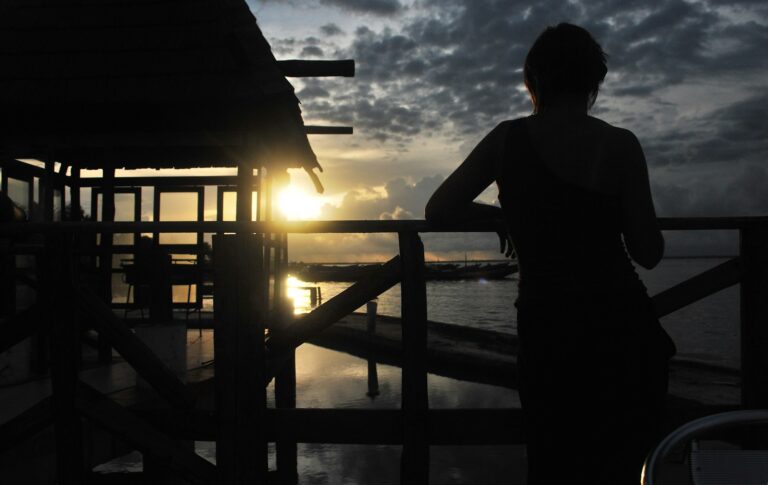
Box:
0;0;353;483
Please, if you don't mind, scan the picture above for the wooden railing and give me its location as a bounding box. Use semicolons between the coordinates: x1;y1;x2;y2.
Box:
1;216;767;484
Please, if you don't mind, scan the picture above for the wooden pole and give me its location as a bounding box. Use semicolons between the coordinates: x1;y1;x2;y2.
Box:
271;172;298;483
213;234;267;484
70;167;81;221
398;232;429;484
236;164;253;223
47;234;86;484
97;166;115;363
740;226;768;408
275;350;298;485
215;159;267;483
366;300;380;398
43;161;55;222
277;59;355;77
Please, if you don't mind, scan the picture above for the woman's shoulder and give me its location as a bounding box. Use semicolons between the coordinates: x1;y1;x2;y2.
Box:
588;116;642;146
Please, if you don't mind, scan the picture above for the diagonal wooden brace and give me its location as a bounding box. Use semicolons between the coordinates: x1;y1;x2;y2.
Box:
75;383;215;485
76;284;194;409
265;255;402;382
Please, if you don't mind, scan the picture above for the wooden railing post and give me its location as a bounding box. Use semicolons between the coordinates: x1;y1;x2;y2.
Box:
740;226;768;408
398;232;429;484
213;234;268;484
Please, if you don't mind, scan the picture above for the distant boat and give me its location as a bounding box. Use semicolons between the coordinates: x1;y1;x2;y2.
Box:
425;262;518;281
292;262;518;282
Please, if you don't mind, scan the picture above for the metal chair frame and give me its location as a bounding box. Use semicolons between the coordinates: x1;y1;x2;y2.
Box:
642;410;768;485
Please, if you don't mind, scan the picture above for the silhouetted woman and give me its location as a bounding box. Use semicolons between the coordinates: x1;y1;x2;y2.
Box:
425;23;676;484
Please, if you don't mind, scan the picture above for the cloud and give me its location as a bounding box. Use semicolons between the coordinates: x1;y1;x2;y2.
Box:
319;175;443;220
300;45;325;57
320;23;345;36
259;0;768;256
319;0;404;16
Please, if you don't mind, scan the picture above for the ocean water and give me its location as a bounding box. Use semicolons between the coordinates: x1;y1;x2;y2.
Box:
289;257;739;370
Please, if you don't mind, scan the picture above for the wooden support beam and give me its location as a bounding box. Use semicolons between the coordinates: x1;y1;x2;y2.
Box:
236;164;253;223
0;396;53;454
213;234;268;483
398;232;429;484
98;166;115;363
306;322;517;390
135;408;526;445
0;158;48;180
74;383;216;485
740;227;768;408
652;257;743;318
43;161;55;222
69;167;81;221
275;348;298;484
77;175;260;189
45;235;86;484
266;255;402;353
277;59;355;77
76;285;194;409
304;125;353;135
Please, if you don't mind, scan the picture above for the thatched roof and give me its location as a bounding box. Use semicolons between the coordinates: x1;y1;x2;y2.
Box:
0;0;321;185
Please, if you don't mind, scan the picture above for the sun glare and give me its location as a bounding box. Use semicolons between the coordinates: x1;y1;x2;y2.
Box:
278;186;321;220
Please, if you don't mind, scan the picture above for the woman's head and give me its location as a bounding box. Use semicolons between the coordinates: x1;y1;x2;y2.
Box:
524;23;607;113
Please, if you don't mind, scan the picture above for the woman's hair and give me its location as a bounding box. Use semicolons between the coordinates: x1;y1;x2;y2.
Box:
524;23;608;112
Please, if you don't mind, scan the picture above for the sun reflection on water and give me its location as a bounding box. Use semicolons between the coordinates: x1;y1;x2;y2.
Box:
285;275;321;315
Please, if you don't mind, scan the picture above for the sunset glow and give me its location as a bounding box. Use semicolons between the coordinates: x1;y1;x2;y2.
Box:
278;186;321;220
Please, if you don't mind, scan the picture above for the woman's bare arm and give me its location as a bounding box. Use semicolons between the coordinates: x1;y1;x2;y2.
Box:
425;122;508;223
617;129;664;269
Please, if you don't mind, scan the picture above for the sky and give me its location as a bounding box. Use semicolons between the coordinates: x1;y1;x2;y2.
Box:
242;0;768;261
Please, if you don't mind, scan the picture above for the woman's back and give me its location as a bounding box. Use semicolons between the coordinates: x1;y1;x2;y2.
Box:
524;113;620;195
497;116;645;304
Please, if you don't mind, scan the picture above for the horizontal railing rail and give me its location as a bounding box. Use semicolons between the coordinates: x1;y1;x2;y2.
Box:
1;216;767;235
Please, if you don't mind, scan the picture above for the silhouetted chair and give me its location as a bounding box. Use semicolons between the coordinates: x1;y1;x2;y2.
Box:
642;410;768;485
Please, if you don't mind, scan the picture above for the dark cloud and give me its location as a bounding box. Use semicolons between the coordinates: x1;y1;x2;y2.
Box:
654;163;768;217
319;0;404;16
298;84;331;99
300;45;325;57
320;23;344;36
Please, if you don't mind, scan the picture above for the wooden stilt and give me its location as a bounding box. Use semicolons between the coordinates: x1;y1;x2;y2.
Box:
398;232;429;484
740;227;768;409
275;351;298;484
366;300;380;398
215;161;267;483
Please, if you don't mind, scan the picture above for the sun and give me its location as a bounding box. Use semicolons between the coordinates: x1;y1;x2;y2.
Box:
277;186;321;220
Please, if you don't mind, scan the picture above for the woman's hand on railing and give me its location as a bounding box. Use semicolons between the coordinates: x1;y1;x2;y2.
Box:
496;222;515;258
